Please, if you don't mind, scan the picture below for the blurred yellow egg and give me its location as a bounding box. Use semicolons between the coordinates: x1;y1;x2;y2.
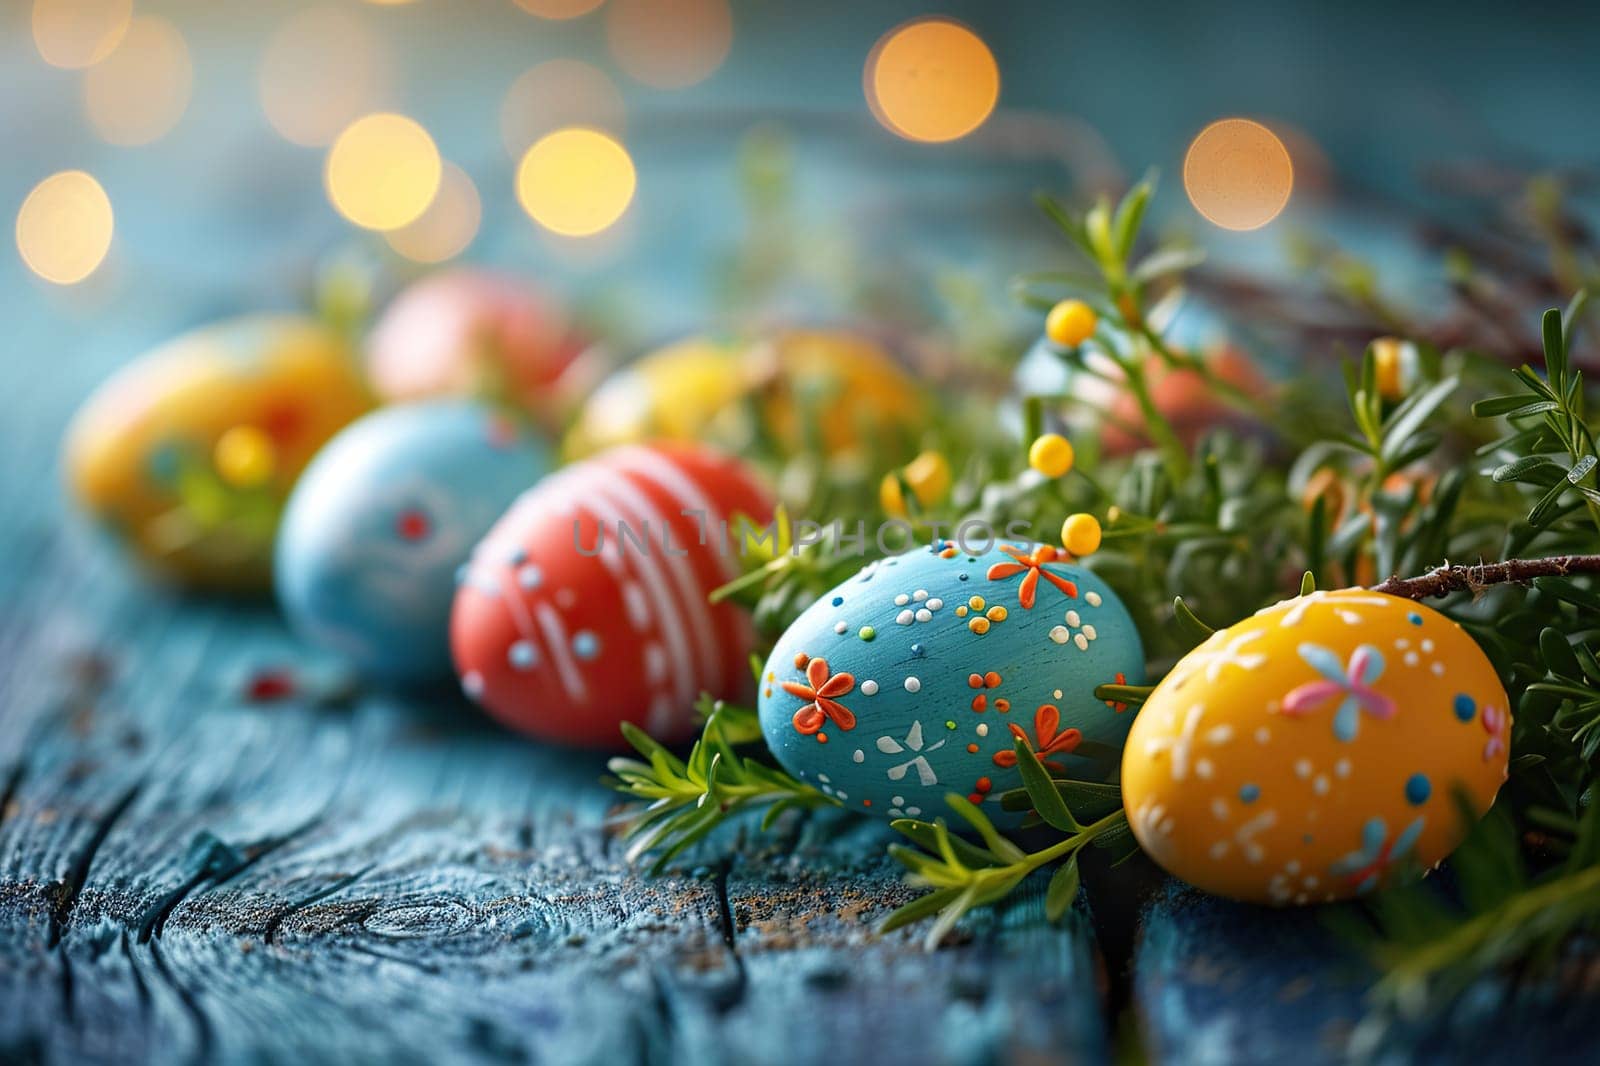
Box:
565;330;924;460
879;450;950;516
64;316;371;591
1122;589;1509;904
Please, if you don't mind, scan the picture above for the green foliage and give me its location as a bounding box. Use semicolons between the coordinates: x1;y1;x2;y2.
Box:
879;736;1129;949
608;172;1600;1032
605;694;838;873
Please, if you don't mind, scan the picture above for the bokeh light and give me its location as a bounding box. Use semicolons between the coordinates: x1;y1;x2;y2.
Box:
324;113;442;231
83;15;192;146
15;171;114;285
1183;118;1295;231
866;18;999;143
384;162;482;263
516;128;636;238
32;0;131;69
514;0;605;18
260;6;396;147
606;0;731;89
500;60;626;161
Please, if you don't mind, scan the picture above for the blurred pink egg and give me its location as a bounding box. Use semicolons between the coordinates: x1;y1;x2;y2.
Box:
367;269;592;428
1102;344;1271;456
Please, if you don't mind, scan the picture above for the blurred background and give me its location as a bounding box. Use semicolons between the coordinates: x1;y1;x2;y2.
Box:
6;0;1600;489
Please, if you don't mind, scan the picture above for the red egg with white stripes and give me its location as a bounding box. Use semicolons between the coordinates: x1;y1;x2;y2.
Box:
451;443;774;747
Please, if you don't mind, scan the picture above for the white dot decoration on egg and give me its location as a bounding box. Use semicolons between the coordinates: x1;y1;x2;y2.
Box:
756;539;1146;823
452;444;774;747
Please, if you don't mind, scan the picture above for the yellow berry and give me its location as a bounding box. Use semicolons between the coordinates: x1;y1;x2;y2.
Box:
1061;513;1103;556
1371;336;1407;401
213;425;276;488
1028;433;1075;478
1046;299;1098;347
880;450;951;516
903;450;951;505
879;472;907;517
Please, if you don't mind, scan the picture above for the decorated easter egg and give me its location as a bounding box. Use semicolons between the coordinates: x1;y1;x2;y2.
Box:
366;269;592;430
64;315;371;591
564;329;924;460
452;443;774;747
1122;589;1510;904
275;401;548;683
757;541;1145;824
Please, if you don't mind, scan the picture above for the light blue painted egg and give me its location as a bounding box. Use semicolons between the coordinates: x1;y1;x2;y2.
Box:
757;540;1145;824
275;401;548;682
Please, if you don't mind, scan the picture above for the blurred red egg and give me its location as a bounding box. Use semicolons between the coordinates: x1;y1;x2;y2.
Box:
366;268;592;429
1101;344;1270;455
451;443;774;747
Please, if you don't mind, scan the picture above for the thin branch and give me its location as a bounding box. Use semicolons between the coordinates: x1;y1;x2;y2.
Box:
1372;555;1600;600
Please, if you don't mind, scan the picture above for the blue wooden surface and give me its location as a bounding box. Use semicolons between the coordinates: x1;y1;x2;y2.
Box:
9;2;1600;1061
0;481;1110;1064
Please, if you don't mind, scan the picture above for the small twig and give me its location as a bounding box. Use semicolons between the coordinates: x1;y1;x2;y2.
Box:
1372;556;1600;600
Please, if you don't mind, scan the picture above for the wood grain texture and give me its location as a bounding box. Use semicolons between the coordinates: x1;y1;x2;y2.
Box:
0;488;1109;1064
1132;884;1600;1065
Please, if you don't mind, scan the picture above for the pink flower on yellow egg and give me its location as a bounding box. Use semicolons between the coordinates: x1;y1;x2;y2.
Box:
1482;704;1508;761
1280;643;1396;742
985;544;1078;609
783;656;857;736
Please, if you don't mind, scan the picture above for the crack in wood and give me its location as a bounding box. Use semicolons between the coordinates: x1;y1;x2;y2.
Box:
47;780;143;949
0;760;25;832
138;816;328;944
262;865;374;946
145;936;213;1064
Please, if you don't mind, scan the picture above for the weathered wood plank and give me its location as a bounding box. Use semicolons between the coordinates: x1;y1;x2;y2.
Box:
1132;883;1600;1065
0;507;1114;1065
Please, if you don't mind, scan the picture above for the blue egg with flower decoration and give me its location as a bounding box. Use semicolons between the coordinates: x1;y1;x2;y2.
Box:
756;540;1145;824
275;400;548;683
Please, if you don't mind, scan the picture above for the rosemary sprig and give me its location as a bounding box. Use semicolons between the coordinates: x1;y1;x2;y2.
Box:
606;694;838;873
1474;297;1600;539
880;736;1129;949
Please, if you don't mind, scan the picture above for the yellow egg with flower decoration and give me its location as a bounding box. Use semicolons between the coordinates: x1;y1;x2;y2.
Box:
564;329;924;461
64;315;371;591
1121;588;1510;904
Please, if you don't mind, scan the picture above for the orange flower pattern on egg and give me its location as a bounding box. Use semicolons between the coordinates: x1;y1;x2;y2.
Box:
1121;588;1510;904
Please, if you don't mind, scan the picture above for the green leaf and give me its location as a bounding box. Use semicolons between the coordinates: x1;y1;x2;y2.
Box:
1001;779;1123;822
1012;738;1078;832
1379;378;1457;465
1035;193;1094;261
1502;400;1563;420
1300;570;1316;596
1540;628;1583;682
1526;477;1572;529
1492;454;1563;483
1568;455;1597;484
880;887;964;934
944;794;1027;864
1543;306;1567;390
1473;394;1541;417
1130;246;1205;285
890;819;998;869
1173;596;1215;644
1112;180;1151;261
924;884;979;950
1045;857;1082;923
1563;290;1589;351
